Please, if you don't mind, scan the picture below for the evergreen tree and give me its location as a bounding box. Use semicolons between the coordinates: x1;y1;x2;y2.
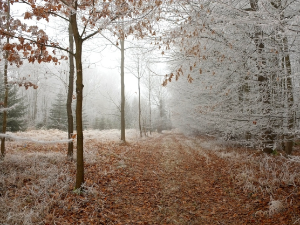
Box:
48;91;90;131
94;117;106;130
105;117;114;129
48;91;68;130
81;110;89;130
73;104;89;130
0;82;27;132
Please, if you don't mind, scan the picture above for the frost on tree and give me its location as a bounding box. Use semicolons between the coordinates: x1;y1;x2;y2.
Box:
48;91;68;131
0;81;27;131
163;0;300;153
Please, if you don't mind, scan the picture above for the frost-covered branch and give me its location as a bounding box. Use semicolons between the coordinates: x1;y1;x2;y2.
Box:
0;103;20;113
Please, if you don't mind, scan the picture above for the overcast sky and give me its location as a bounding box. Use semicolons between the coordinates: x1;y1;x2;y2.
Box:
9;2;169;96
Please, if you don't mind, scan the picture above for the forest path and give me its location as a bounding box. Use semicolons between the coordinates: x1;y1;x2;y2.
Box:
47;132;297;224
128;133;253;224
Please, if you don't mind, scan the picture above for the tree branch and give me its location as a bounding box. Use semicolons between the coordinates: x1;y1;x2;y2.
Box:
1;31;74;56
100;33;121;50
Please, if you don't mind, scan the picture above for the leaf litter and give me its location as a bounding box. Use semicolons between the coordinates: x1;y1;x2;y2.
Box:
0;129;299;224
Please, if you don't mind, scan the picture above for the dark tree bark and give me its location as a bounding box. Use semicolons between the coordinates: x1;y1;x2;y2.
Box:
33;89;38;122
1;50;9;159
138;75;142;138
157;99;164;133
67;21;74;160
148;73;152;135
282;35;294;154
120;37;126;142
1;0;10;159
70;9;84;189
134;57;142;137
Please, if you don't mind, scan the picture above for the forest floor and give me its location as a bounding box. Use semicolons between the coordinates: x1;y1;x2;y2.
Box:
0;129;300;224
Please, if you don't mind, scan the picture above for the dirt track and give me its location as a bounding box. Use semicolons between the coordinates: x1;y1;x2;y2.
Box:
47;132;299;224
2;131;299;224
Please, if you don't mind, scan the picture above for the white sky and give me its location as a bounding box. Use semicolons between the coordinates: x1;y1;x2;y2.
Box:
10;3;168;96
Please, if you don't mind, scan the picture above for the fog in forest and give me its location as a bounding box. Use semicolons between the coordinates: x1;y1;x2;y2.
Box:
6;46;169;132
1;0;300;153
1;1;300;224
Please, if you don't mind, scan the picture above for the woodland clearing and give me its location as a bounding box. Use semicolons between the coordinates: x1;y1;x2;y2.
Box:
0;129;299;224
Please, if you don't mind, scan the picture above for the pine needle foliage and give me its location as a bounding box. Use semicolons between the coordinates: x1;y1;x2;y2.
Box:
48;91;68;131
0;76;27;132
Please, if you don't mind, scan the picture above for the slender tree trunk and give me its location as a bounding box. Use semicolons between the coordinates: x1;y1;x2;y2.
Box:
136;57;142;137
158;99;164;133
75;44;84;189
250;0;274;153
280;1;293;154
257;37;274;153
271;0;294;154
148;73;152;135
120;37;126;142
138;76;142;137
67;22;74;159
70;11;84;189
1;50;9;159
43;96;47;125
33;89;38;122
1;0;10;159
283;36;294;154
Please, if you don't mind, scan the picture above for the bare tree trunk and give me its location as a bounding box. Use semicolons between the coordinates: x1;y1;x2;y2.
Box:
33;89;38;122
135;57;142;137
138;76;142;138
148;73;152;135
283;36;294;154
120;37;126;142
1;48;9;159
271;0;294;154
67;22;74;159
157;99;164;133
1;0;10;159
70;12;84;190
250;0;274;153
43;95;47;125
257;39;274;153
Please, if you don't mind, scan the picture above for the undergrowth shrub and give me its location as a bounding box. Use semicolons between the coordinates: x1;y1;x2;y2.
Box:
0;152;72;225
